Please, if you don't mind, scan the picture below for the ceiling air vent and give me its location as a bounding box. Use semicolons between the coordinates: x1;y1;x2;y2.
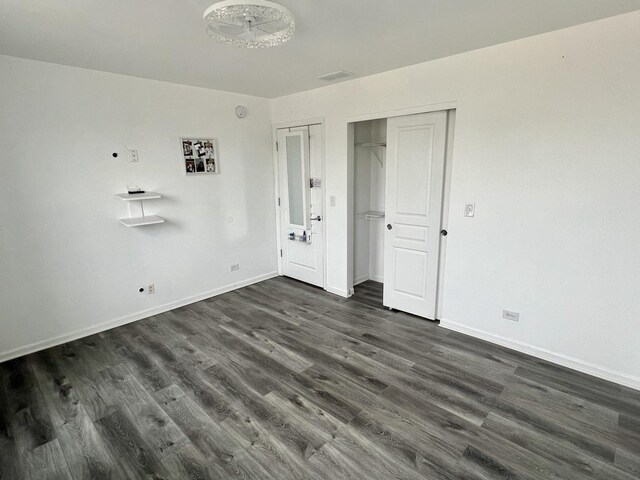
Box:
317;70;352;82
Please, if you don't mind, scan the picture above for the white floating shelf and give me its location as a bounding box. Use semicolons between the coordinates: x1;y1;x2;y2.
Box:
356;210;385;221
115;192;162;201
116;191;165;227
119;215;165;227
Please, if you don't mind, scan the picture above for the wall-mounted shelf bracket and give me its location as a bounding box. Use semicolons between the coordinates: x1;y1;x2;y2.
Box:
355;142;386;167
116;191;165;227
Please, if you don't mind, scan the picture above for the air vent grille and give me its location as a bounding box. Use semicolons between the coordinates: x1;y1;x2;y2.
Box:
317;70;352;82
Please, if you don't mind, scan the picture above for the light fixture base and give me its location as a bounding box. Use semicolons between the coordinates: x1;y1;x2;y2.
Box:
203;0;295;49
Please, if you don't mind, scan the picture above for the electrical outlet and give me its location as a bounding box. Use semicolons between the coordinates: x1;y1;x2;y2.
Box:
148;283;155;295
230;264;240;272
465;202;475;217
503;310;519;322
128;149;139;163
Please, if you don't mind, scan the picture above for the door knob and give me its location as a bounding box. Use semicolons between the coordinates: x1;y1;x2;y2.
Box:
311;215;322;222
441;229;448;236
387;224;393;230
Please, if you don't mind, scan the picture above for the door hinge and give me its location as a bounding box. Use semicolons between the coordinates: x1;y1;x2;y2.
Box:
280;249;283;257
277;197;281;206
276;141;279;152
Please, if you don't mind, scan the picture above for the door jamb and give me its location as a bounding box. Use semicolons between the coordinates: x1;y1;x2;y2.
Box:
435;110;456;320
272;118;326;290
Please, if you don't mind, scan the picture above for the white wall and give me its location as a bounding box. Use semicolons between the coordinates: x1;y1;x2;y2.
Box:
271;12;640;388
0;55;278;360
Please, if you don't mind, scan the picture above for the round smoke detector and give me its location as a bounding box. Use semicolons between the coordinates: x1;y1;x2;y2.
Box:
203;0;295;49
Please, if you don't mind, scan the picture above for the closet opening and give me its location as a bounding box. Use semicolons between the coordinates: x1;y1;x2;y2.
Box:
352;118;387;289
348;110;455;320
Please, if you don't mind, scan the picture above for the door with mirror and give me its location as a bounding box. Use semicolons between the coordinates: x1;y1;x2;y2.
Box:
277;124;324;287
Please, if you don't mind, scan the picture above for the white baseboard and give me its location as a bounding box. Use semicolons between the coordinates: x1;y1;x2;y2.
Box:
353;274;383;287
439;319;640;392
0;271;279;364
325;285;351;298
353;274;369;286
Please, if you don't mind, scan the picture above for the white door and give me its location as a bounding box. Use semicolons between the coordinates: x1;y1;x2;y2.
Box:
383;111;448;319
277;125;324;287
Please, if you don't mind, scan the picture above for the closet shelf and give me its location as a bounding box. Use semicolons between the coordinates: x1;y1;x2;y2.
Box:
119;215;165;227
356;210;385;221
355;143;385;167
115;192;162;201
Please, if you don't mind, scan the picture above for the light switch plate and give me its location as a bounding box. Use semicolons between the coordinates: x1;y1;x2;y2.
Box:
329;196;336;207
464;202;475;217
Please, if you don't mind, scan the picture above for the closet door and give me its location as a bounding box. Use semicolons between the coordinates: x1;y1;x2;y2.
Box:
383;111;447;319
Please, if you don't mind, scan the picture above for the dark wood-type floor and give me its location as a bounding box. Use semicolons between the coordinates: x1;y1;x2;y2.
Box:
1;278;640;479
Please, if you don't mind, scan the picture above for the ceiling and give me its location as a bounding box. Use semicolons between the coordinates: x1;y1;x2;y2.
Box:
1;0;639;98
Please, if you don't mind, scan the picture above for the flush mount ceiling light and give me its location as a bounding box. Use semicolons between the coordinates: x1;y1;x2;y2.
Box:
203;0;295;48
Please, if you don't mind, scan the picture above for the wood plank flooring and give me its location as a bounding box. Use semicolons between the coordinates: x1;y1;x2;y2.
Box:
1;277;639;479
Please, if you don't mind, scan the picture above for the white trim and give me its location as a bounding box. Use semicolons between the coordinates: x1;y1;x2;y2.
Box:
353;273;383;286
439;319;640;392
325;285;351;298
353;274;369;286
346;101;458;124
435;109;456;319
347;123;356;291
272;126;284;275
0;272;279;364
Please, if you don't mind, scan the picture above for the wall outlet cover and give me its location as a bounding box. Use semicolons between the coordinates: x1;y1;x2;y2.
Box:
503;309;520;322
147;283;155;295
128;149;139;163
230;264;240;272
465;202;475;217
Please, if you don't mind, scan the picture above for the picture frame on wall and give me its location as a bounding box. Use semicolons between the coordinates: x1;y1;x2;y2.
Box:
181;137;219;176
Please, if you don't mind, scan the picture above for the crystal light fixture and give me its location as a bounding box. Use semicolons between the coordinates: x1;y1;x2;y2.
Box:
203;0;295;49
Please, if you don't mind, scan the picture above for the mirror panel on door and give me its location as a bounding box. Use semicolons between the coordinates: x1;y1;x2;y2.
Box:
285;132;310;230
277;124;324;288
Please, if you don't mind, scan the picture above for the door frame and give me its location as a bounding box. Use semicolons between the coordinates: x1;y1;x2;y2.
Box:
346;102;456;319
272;117;327;290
